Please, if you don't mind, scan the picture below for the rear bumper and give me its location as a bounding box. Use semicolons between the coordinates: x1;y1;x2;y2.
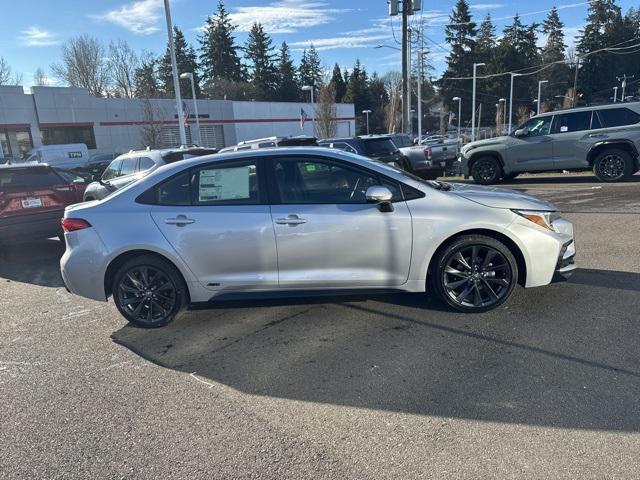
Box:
0;210;63;241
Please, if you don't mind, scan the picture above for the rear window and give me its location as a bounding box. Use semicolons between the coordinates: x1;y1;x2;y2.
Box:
363;139;398;156
553;111;591;133
596;108;640;128
0;168;63;191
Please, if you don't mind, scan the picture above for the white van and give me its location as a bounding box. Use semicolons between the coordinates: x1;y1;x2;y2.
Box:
25;144;90;170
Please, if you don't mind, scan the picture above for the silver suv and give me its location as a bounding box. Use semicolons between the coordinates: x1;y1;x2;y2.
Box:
460;103;640;184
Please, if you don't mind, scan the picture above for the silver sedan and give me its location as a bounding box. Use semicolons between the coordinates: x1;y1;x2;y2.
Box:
60;147;576;327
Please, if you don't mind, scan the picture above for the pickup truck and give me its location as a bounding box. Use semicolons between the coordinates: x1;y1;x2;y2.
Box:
385;134;460;179
423;136;461;176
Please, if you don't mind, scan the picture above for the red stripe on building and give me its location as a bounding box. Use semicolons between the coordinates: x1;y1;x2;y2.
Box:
39;122;94;128
99;117;356;127
0;123;31;129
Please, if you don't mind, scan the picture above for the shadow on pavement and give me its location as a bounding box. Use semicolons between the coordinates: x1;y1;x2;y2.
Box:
0;238;65;288
450;172;640;186
113;268;640;432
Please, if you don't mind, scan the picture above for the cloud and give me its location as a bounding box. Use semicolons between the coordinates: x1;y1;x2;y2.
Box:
21;26;59;47
290;34;393;51
470;3;505;10
93;0;163;35
229;0;350;34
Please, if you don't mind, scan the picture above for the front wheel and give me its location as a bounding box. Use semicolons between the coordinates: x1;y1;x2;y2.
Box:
593;148;634;182
471;157;502;185
112;255;188;328
430;235;518;313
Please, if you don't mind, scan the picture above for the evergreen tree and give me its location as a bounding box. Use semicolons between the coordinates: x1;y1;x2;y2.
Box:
367;72;389;133
275;42;299;101
158;27;200;98
541;7;571;105
344;60;371;134
244;23;278;100
329;63;347;102
134;54;161;98
476;14;497;53
198;1;242;84
298;45;322;88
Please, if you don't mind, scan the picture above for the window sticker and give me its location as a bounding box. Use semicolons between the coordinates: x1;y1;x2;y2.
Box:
199;166;250;202
560;126;569;132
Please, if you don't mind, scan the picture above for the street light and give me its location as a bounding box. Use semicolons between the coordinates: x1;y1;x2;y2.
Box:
537;80;548;115
301;85;314;130
180;72;201;146
613;86;618;103
498;98;506;134
374;44;401;51
362;109;372;135
508;72;524;134
452;97;461;145
163;0;186;146
471;63;485;141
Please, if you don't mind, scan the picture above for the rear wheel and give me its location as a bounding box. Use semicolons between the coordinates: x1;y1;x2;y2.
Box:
593;148;634;182
112;255;188;328
471;157;502;185
430;235;518;313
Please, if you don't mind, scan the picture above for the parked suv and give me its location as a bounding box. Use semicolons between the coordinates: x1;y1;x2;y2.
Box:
460;103;640;184
318;136;406;168
83;147;217;201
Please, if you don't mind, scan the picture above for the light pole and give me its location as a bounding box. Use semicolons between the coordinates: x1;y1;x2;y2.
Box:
362;109;372;135
409;109;416;137
498;98;506;135
163;0;186;146
508;73;524;134
613;86;618;103
537;80;548;115
301;85;314;131
471;63;485;141
180;72;201;145
452;96;461;145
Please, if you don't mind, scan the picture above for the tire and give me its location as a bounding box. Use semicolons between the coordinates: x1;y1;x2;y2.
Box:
111;254;188;328
592;148;634;182
503;172;519;180
471;157;503;185
429;235;518;313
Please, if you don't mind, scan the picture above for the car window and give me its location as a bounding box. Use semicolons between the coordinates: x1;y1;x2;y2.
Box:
101;159;122;180
553;112;591;134
363;139;398;156
138;157;155;172
596;108;640;128
194;160;259;205
55;169;85;183
119;157;137;177
0;167;63;191
156;171;191;206
331;142;357;153
273;157;401;204
518;116;553;136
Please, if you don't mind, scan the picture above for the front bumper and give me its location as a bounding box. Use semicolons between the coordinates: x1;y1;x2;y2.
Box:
552;239;576;282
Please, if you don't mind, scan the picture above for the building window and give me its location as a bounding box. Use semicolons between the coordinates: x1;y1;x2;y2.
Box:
0;128;33;159
41;126;96;149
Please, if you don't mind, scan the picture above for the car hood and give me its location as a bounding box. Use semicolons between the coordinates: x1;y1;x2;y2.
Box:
448;183;557;211
461;136;510;153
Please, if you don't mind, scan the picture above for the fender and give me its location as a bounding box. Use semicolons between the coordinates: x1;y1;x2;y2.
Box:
587;139;639;165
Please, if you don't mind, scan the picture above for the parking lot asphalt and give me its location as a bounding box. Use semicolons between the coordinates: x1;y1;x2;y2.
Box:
1;174;639;479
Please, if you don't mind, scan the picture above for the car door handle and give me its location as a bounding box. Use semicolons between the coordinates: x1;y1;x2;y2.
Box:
165;215;195;226
589;133;608;138
275;214;307;225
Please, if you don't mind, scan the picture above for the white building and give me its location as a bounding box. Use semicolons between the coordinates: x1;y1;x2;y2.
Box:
0;86;356;158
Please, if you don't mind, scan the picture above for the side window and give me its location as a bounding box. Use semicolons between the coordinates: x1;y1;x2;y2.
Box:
273;157;400;205
102;159;122;180
553;112;591;134
332;142;357;154
119;157;137;177
193;160;259;205
138;157;155;172
597;108;640;128
156;171;191;206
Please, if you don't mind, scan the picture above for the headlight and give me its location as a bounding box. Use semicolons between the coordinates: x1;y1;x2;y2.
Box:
512;210;559;231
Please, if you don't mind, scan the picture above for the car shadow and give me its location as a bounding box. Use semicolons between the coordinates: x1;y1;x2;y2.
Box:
449;172;640;186
0;238;65;288
112;268;640;432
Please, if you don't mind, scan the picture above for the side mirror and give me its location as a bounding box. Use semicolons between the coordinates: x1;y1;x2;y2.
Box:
366;186;394;212
514;129;526;137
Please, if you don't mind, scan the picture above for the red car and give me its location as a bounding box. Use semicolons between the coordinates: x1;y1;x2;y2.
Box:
0;163;88;242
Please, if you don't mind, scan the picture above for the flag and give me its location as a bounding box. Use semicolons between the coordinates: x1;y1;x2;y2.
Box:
300;108;309;129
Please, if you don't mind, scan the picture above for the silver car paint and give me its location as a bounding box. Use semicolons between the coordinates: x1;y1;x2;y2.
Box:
61;147;575;303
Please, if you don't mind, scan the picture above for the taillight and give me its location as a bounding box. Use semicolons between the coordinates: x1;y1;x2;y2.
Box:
61;218;91;232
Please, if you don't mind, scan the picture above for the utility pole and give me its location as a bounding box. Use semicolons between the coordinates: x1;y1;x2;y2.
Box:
401;2;409;134
537;80;548;115
417;30;423;144
618;74;634;102
471;62;485;141
163;0;186;146
572;54;580;107
613;86;618;103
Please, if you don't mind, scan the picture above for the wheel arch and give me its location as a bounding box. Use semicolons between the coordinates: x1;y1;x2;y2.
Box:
587;140;639;167
104;249;191;302
426;228;527;288
468;151;506;171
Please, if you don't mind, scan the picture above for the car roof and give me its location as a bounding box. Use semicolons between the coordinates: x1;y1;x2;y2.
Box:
535;101;640;117
0;162;51;170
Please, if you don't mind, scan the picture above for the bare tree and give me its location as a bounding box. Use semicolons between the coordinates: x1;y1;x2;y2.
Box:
314;83;337;139
33;67;48;86
0;57;22;85
139;99;164;149
51;35;111;97
383;71;402;133
109;40;139;98
516;106;530;126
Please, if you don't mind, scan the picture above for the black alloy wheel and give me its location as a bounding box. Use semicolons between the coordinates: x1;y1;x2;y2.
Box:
593;148;633;182
431;235;517;312
112;255;187;327
471;157;502;185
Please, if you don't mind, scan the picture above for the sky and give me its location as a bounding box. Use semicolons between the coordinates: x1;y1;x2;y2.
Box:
1;0;638;86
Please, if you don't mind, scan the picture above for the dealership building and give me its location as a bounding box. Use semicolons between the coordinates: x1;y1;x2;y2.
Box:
0;85;356;159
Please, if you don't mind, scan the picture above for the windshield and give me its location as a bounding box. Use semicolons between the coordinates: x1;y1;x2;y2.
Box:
363;138;398;157
515;116;553;137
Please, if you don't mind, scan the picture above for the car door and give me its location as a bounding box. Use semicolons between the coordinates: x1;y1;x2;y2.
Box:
149;158;278;291
549;110;593;169
506;115;555;171
267;155;413;289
